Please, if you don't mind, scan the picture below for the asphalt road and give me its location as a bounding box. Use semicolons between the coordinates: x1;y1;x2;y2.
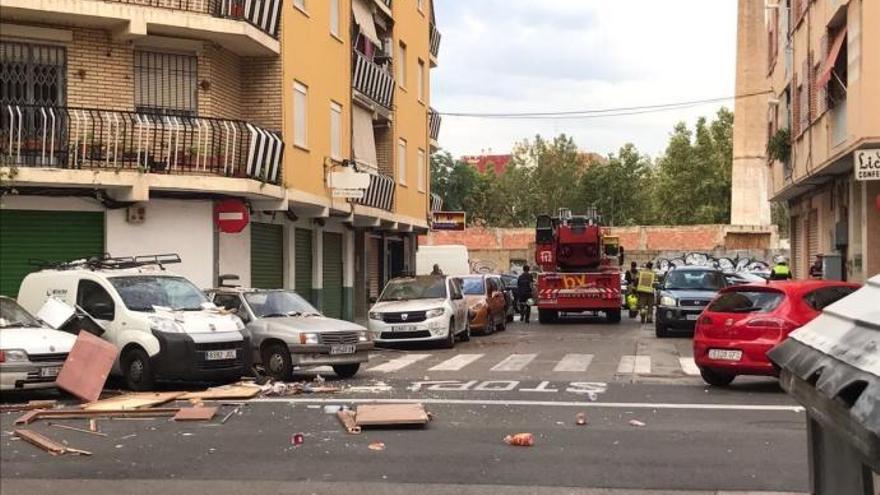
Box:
0;317;810;495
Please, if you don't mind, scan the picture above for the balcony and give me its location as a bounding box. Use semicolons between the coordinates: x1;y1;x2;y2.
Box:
428;107;441;148
1;104;283;185
352;51;395;110
429;23;441;66
0;0;281;56
355;172;395;212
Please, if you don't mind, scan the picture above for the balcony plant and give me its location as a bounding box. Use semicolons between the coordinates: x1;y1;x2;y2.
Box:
767;128;791;165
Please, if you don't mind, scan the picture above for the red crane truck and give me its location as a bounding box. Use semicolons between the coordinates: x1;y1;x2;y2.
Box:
533;209;623;324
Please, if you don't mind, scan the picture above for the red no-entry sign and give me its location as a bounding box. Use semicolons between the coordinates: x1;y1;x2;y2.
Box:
214;199;249;233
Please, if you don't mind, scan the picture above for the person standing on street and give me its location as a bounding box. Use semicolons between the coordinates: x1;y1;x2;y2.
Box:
517;265;535;323
635;262;656;324
430;264;444;276
624;261;639;286
770;258;793;280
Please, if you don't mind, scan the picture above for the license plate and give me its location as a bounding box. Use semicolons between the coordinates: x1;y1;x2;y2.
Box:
330;344;357;355
206;350;236;361
394;325;419;332
708;349;742;361
686;314;700;321
40;367;60;378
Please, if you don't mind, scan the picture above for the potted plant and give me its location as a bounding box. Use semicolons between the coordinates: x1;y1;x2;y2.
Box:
767;128;791;165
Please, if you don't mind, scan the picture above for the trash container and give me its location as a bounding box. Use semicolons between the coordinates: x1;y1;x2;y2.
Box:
768;275;879;495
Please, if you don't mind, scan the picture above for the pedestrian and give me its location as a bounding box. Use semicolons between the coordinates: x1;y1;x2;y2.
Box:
809;255;823;279
635;262;656;324
624;261;639;286
516;265;535;323
430;264;443;276
770;258;793;280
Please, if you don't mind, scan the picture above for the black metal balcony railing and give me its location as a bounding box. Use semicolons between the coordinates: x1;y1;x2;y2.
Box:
108;0;282;39
1;104;283;185
352;51;395;109
355;172;395;211
428;108;441;141
429;23;441;59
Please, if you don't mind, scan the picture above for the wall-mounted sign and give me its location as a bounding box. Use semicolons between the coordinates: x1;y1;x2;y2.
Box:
855;148;880;181
214;199;249;234
431;211;466;231
329;169;371;199
332;189;365;199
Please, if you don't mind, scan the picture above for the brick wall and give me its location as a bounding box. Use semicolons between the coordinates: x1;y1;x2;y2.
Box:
241;57;283;131
375;125;394;177
67;28;133;111
198;44;242;120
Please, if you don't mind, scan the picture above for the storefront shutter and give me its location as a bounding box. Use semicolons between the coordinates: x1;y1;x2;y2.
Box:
0;210;104;296
251;223;283;289
294;229;313;302
807;209;819;271
790;216;801;278
368;236;381;299
322;232;343;319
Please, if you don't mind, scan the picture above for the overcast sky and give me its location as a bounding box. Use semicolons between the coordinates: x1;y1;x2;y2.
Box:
432;0;738;160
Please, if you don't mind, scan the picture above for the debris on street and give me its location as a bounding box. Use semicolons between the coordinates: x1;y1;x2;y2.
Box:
173;407;218;422
259;380;341;396
180;382;262;401
291;432;305;447
576;412;588;426
220;405;244;424
629;419;646;427
55;331;119;403
368;441;386;451
14;429;92;456
354;404;431;427
48;422;108;437
15;407;181;425
0;400;58;413
336;409;362;435
504;433;535;447
84;392;185;411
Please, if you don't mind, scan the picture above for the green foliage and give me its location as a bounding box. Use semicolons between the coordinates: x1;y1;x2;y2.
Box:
767;128;791;164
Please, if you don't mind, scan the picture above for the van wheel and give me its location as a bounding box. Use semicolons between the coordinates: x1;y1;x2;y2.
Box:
262;343;293;381
332;364;360;379
442;320;456;349
700;368;735;387
122;348;155;391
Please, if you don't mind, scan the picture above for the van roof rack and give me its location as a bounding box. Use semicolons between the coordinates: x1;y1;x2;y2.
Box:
30;254;181;271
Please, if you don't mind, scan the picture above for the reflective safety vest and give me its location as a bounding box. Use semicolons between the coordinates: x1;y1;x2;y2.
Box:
771;264;791;279
636;269;656;294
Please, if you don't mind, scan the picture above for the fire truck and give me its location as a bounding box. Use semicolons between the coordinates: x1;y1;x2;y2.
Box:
533;209;623;324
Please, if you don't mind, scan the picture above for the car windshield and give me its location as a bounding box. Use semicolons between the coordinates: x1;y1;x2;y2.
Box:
460;277;486;295
109;276;208;312
664;271;726;290
244;291;320;318
379;277;447;301
0;298;43;328
708;290;785;313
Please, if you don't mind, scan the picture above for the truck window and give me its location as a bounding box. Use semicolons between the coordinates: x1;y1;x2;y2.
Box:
213;294;243;313
77;280;115;321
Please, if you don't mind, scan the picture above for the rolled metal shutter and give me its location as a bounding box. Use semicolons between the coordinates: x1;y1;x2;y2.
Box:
790;216;801;278
322;232;343;319
294;229;312;303
807;209;819;273
0;210;104;296
368;237;381;299
251;223;283;289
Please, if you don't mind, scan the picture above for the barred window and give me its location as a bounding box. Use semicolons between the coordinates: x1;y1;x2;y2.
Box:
134;51;197;116
0;41;66;106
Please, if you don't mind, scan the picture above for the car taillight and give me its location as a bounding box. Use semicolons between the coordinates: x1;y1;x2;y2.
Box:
745;317;797;332
0;350;5;363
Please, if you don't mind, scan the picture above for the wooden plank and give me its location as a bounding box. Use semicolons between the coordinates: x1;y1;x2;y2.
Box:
0;400;57;413
48;422;108;437
337;409;362;434
14;429;67;455
179;384;261;401
173;407;218;422
56;331;119;403
355;404;430;427
83;392;185;411
15;408;180;425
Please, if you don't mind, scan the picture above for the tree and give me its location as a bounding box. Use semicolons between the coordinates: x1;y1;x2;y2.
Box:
579;143;654;226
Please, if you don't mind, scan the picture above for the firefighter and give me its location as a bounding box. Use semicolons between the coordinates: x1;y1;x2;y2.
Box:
517;265;535;323
624;261;639;286
770;258;793;280
635;262;656;324
624;261;640;318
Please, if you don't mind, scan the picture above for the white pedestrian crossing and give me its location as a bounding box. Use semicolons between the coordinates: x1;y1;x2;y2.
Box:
552;354;594;372
491;353;537;372
368;353;431;373
429;354;485;371
679;357;701;376
617;355;652;374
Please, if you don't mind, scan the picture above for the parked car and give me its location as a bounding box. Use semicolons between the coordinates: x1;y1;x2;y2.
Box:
693;280;860;387
17;255;247;391
208;287;372;379
655;266;728;337
368;275;469;348
460;274;508;334
0;296;76;392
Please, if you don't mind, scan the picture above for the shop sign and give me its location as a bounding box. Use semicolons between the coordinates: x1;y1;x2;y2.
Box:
431;211;466;231
329;169;370;199
855;149;880;181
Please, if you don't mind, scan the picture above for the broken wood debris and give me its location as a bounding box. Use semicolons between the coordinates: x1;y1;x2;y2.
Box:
0;400;58;413
336;409;362;434
354;404;431;427
48;422;108;437
15;407;181;425
55;331;119;403
220;405;243;424
14;429;92;456
173;407;218;422
83;392;185;411
180;383;262;401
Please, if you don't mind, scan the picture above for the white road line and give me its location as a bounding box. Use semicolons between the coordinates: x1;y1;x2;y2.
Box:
490;353;537;372
679;357;701;376
553;353;594;372
429;354;484;371
617;355;652;374
253;397;805;413
367;354;431;373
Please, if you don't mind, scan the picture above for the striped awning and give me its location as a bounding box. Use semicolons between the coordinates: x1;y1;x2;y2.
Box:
356;173;395;211
245;124;284;184
430;193;443;212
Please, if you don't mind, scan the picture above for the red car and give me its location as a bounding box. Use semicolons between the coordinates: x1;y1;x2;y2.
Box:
693;280;860;387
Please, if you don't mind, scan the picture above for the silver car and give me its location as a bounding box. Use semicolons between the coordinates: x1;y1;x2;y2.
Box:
208;288;373;380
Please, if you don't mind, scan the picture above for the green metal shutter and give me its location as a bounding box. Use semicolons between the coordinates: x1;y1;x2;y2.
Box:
0;210;104;297
322;232;343;319
250;223;283;289
294;229;312;302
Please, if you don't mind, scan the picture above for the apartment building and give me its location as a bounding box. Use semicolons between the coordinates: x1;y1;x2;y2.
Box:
0;0;442;322
759;0;879;281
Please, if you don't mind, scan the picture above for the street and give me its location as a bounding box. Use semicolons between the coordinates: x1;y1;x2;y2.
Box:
1;317;808;495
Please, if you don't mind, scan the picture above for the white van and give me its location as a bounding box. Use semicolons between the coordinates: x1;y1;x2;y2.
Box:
416;245;471;277
17;255;247;390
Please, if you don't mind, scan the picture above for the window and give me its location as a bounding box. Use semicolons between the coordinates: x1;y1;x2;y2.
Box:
417;59;425;102
330;101;342;160
0;41;66;106
293;0;305;12
397;42;407;88
77;280;115;321
108;276;207;312
803;287;857;311
212;294;243;313
294;81;308;148
398;138;407;185
417;148;426;192
707;290;784;314
134;51;197;116
329;0;339;36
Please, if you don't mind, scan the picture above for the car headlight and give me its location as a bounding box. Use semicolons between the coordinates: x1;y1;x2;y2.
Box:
148;317;185;333
233;317;246;331
299;333;319;345
369;311;383;321
1;349;29;363
425;308;445;319
358;330;371;342
660;296;677;307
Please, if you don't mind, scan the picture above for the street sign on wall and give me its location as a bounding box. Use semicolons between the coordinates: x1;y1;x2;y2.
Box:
855;148;880;181
431;211;466;231
214;199;250;234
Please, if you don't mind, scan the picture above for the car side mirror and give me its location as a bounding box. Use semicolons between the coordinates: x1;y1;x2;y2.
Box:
369;296;377;304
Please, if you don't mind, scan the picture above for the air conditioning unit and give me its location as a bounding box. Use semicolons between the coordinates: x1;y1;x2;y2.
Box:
382;37;393;58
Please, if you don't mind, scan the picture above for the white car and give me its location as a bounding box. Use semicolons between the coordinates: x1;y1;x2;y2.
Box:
0;296;76;392
368;276;469;348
